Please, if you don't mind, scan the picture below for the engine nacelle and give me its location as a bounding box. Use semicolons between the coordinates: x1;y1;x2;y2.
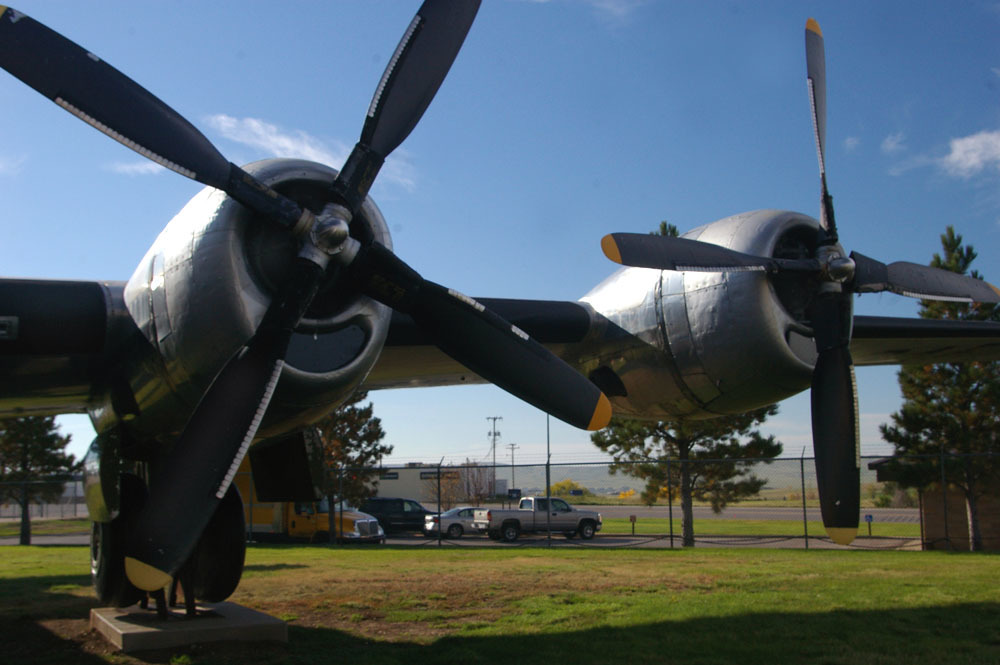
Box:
582;210;831;420
111;159;392;444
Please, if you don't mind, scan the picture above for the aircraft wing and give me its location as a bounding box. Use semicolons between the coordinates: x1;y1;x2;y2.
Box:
851;315;1000;366
364;298;604;390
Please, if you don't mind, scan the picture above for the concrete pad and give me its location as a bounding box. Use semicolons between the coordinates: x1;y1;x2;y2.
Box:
90;601;287;653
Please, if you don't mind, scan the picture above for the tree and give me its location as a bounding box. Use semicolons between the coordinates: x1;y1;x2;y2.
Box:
592;407;782;546
312;391;391;541
880;226;1000;551
0;416;76;545
548;478;594;498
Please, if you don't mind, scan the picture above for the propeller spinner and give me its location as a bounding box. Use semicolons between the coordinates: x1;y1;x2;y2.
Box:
0;2;611;590
600;18;1000;546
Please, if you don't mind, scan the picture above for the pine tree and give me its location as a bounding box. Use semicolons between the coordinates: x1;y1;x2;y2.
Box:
592;406;782;546
880;226;1000;551
0;416;76;545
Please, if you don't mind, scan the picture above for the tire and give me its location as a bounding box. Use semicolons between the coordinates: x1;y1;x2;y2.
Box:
446;523;463;539
578;521;596;540
501;523;520;542
91;473;146;608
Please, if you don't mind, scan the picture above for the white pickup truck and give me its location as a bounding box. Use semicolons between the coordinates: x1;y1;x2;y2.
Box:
473;496;602;542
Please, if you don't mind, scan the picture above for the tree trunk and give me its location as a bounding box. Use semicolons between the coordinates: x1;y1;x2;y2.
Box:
19;482;31;546
964;464;983;552
679;448;694;547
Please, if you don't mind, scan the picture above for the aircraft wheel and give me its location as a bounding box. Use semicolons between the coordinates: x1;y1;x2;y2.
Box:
91;473;146;607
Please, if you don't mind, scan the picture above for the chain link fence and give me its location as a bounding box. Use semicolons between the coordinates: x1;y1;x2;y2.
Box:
363;453;1000;551
0;477;85;520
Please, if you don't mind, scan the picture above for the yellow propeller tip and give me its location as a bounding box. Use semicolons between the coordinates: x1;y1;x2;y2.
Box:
806;18;823;37
825;526;857;546
587;393;613;431
125;557;173;591
601;235;623;264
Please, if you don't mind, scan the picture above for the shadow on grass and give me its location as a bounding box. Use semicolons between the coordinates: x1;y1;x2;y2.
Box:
60;601;996;665
0;572;107;665
5;570;999;664
242;563;309;573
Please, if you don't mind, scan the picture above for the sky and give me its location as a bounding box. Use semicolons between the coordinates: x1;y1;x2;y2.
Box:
1;0;998;468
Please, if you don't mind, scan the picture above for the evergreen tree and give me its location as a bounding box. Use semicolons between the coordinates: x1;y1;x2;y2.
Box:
592;407;782;546
0;416;76;545
312;391;391;540
880;226;1000;551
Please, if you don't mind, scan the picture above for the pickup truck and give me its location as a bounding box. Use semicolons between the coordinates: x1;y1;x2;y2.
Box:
473;497;602;542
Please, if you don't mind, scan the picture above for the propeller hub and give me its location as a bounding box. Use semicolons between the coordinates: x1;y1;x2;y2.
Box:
817;246;855;283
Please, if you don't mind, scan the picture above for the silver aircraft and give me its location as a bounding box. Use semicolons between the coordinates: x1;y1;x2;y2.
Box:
1;4;998;610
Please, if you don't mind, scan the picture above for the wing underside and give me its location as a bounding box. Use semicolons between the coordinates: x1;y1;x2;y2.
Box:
851;315;1000;366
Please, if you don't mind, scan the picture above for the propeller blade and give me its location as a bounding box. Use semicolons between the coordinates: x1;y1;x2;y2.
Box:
805;18;838;239
601;233;819;273
358;243;611;431
805;18;827;177
333;0;481;211
852;251;1000;303
124;259;325;590
0;7;308;229
810;344;861;546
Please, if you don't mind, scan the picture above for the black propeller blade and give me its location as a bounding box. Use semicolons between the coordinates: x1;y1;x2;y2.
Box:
127;258;324;590
852;252;1000;303
601;233;819;273
355;243;611;431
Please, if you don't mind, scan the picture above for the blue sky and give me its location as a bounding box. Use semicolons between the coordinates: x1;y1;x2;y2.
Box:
2;1;998;467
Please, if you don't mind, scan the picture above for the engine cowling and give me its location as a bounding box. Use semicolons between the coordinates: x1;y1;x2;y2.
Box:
582;209;830;420
115;159;392;443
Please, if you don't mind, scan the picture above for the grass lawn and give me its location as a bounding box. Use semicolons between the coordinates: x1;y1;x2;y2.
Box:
600;517;921;539
1;544;998;664
0;518;90;538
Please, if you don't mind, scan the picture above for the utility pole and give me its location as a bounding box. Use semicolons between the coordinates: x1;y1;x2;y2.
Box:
487;416;502;498
507;443;519;491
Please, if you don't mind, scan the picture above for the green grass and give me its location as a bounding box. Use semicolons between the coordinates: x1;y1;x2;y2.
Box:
0;517;89;538
1;544;997;664
600;517;921;538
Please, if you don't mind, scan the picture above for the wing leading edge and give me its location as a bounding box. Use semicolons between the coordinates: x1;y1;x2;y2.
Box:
851;315;1000;366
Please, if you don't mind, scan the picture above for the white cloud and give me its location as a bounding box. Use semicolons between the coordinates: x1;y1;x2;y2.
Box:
844;137;860;152
203;114;417;192
0;155;25;175
880;132;906;154
585;0;647;19
940;129;1000;179
205;114;345;166
107;161;165;176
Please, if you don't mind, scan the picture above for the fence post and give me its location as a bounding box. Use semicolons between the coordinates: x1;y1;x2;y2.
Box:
666;457;674;549
437;458;443;546
940;444;951;551
800;452;809;550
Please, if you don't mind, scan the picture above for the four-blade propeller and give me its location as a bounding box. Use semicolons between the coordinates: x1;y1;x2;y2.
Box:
0;2;611;590
602;18;1000;546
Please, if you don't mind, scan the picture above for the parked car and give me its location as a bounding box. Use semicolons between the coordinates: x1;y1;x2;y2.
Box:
424;506;477;539
473;497;602;542
359;497;433;533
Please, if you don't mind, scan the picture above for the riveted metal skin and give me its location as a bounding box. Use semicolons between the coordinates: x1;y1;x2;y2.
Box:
580;210;832;421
